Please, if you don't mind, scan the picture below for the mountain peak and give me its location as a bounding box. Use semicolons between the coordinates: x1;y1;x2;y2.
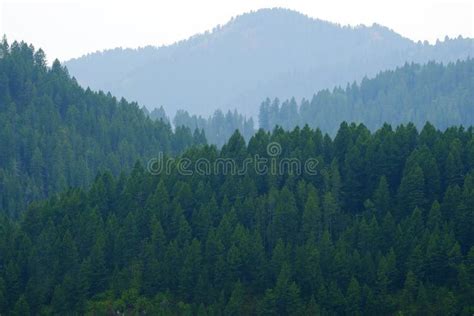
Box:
64;9;473;118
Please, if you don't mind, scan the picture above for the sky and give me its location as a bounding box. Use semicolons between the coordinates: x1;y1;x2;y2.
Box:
1;0;473;62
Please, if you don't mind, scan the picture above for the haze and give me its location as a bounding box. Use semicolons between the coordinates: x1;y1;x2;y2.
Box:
1;0;473;62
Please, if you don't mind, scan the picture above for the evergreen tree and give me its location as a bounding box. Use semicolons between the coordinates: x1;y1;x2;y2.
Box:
397;163;426;218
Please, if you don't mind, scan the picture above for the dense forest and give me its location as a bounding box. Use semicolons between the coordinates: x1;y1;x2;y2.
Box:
162;59;473;146
1;24;473;315
0;39;206;216
259;59;474;135
1;122;472;315
173;109;255;147
143;106;170;124
65;8;474;118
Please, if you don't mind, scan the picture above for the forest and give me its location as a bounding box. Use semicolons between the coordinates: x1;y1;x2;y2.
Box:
0;39;205;216
0;29;473;315
0;122;473;314
258;60;474;135
173;110;255;147
164;59;474;147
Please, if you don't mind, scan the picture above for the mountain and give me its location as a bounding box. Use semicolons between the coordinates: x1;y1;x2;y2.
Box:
259;59;474;135
169;59;474;146
64;8;473;118
2;124;473;314
0;39;205;216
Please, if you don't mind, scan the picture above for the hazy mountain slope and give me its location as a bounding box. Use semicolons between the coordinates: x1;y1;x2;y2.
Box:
169;59;473;147
0;40;205;216
259;59;474;135
65;8;473;118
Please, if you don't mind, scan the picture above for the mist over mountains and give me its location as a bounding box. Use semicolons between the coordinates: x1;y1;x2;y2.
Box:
2;3;474;314
65;8;473;119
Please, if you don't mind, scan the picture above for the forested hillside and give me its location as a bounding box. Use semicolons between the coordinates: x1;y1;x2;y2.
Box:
173;109;255;147
65;8;473;118
259;60;474;135
168;59;473;145
0;39;206;216
1;122;472;314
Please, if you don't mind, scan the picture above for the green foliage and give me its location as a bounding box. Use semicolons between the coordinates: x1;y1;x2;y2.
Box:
173;109;254;147
0;122;472;314
0;39;205;216
173;60;474;147
259;60;474;135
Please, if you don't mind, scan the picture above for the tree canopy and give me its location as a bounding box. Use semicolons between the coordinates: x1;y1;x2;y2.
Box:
0;39;205;216
1;122;472;314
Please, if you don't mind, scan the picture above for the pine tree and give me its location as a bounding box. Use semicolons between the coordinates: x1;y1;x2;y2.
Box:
89;234;108;295
373;176;391;216
179;239;202;300
302;185;322;241
445;144;463;187
346;277;362;315
322;192;338;234
193;204;212;240
272;187;298;244
225;281;245;315
397;163;425;218
259;98;271;131
401;271;418;314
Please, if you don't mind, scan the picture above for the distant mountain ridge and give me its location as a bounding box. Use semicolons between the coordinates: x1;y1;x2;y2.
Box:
65;8;474;118
161;59;473;147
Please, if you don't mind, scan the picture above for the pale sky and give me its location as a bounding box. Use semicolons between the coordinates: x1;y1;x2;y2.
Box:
1;0;473;62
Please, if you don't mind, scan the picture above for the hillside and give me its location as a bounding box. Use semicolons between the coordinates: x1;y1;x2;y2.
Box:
259;59;474;135
65;8;473;118
160;59;474;146
0;39;205;216
1;124;473;314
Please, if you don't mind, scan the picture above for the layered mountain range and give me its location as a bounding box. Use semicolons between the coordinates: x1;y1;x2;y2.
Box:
65;8;473;118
